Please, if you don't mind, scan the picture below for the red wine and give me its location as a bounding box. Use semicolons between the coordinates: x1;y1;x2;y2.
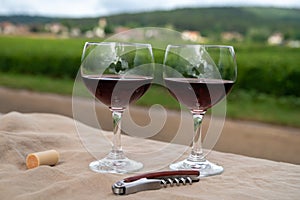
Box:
164;78;234;111
82;75;152;108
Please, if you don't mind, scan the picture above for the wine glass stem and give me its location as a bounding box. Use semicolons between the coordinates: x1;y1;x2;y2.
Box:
189;111;206;162
111;109;125;158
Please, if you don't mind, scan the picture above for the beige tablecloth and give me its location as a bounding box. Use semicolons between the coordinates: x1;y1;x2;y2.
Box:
0;112;299;200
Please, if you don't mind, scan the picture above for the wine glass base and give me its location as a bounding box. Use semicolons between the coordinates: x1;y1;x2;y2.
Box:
89;156;143;174
169;159;223;177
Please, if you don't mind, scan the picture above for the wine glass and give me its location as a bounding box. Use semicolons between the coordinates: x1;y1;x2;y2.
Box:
80;42;154;173
163;45;237;177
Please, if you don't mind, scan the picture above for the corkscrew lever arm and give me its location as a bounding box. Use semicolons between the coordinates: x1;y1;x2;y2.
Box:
112;170;200;195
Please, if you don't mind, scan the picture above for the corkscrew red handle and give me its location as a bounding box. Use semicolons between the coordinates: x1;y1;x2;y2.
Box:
124;170;200;182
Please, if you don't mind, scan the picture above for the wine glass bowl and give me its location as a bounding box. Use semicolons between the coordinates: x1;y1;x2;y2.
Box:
163;45;237;177
80;42;154;173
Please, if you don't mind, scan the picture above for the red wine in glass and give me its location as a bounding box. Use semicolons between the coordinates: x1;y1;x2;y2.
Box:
82;75;152;108
164;78;234;111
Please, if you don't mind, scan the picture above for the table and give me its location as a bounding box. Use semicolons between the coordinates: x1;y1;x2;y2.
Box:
0;112;299;199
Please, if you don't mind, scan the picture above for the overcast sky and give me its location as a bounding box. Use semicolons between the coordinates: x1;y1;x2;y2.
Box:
1;0;299;18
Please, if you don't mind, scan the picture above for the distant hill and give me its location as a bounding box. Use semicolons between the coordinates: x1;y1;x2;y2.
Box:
103;7;300;39
1;7;300;39
0;15;58;24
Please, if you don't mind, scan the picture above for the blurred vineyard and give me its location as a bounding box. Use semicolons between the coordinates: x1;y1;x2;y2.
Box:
1;36;300;97
0;36;300;126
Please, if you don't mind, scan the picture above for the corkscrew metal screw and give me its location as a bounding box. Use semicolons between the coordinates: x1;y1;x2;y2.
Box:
112;170;200;195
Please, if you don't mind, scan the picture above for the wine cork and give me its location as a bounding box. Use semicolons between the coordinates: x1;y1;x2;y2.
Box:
26;150;59;169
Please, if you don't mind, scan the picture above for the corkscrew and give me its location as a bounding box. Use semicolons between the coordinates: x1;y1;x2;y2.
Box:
112;170;200;195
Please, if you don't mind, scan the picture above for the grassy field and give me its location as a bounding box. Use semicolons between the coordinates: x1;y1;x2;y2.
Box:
0;72;73;95
0;36;300;127
1;72;300;127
